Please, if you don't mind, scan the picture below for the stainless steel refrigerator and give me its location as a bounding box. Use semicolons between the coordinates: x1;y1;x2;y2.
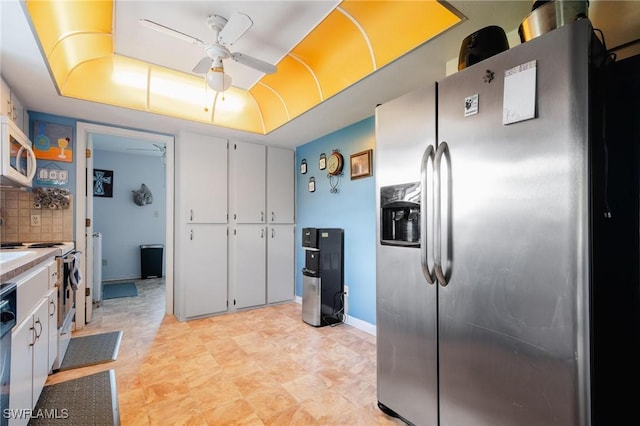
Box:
376;19;639;426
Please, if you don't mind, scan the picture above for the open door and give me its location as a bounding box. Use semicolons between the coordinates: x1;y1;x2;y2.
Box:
85;135;94;322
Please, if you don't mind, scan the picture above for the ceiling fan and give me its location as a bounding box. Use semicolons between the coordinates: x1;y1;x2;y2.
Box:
127;143;166;157
139;12;277;92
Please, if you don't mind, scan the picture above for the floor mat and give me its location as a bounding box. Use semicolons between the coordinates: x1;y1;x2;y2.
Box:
103;282;137;299
58;331;123;371
29;369;119;425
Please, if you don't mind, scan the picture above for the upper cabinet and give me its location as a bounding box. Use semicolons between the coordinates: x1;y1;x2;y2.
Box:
177;131;228;224
267;147;294;224
1;76;29;135
231;141;266;224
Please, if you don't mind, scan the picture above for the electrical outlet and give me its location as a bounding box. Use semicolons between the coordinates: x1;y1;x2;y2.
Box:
30;214;41;226
344;285;349;317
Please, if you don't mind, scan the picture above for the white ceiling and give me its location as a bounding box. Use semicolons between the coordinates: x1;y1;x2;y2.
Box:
1;0;639;152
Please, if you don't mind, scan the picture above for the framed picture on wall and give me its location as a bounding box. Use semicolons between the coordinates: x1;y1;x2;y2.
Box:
93;169;114;197
350;149;373;180
32;121;74;162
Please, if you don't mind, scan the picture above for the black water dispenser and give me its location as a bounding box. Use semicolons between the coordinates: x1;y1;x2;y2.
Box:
301;227;344;326
380;182;421;247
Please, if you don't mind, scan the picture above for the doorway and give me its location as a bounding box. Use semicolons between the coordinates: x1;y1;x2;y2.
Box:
75;123;174;329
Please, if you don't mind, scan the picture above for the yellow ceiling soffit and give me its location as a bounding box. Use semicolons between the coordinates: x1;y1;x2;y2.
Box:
25;0;461;135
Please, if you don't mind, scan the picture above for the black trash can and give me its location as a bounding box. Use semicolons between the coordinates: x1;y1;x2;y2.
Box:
140;244;163;279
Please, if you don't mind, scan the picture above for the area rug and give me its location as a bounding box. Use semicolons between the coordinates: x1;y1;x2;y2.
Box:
29;370;119;425
58;331;123;372
103;282;138;299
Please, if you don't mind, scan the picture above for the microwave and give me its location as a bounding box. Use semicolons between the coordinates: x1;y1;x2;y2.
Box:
1;116;36;188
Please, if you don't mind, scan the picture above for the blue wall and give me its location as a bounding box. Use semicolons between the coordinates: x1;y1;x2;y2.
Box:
295;117;377;325
94;150;167;281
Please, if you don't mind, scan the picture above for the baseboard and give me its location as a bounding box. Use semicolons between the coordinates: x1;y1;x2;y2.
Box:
294;296;376;336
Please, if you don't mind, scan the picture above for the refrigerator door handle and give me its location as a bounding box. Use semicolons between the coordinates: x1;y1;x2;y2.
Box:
420;144;436;284
434;142;451;287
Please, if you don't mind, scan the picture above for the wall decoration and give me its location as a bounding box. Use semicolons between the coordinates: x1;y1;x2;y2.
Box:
132;183;153;206
33;187;71;209
93;169;113;197
300;158;307;174
35;163;69;186
350;149;373;180
319;153;326;170
33;121;74;162
308;177;316;192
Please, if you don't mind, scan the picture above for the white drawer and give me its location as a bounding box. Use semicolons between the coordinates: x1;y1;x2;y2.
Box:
16;265;49;325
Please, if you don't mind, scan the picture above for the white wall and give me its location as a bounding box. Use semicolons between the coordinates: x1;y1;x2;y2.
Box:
93;150;166;281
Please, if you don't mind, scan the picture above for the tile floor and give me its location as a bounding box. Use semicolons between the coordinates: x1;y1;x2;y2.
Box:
46;279;404;425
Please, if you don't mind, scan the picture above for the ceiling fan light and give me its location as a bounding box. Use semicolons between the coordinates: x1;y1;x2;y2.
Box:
206;68;232;91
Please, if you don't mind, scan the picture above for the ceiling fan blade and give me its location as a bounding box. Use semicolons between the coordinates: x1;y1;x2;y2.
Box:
218;12;253;45
192;57;213;74
231;52;276;74
139;19;205;46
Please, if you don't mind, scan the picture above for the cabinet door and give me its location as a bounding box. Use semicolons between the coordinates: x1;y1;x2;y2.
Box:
47;288;58;371
178;132;228;223
232;141;266;223
267;147;294;224
1;78;11;117
267;225;294;303
10;93;25;134
10;317;34;426
31;298;49;406
182;225;228;318
234;225;266;309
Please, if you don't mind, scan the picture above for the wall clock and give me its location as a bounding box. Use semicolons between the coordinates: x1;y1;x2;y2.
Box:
327;151;344;176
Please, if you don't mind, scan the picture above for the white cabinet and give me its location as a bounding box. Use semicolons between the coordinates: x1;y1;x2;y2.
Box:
176;136;295;320
267;147;294;224
175;131;229;321
231;141;266;224
9;298;49;426
1;76;28;134
233;225;266;309
1;77;11;117
177;131;228;223
31;299;49;406
46;287;58;370
267;225;295;303
179;224;228;319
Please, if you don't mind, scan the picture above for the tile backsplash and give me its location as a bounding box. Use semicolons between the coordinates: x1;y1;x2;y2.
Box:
0;188;73;243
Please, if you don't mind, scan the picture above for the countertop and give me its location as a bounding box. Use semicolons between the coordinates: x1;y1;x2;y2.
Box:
0;242;75;283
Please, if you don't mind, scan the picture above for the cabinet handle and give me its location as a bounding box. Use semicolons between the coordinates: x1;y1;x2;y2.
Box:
271;211;275;222
271;228;275;238
261;211;264;222
29;326;36;346
12;106;17;121
261;229;264;239
190;209;194;221
190;230;194;240
50;299;56;317
35;318;43;339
